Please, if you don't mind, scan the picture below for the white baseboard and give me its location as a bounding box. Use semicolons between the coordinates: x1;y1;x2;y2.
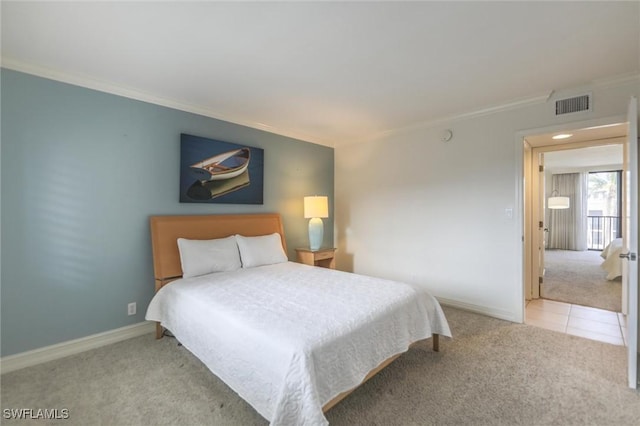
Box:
0;321;156;374
436;297;519;323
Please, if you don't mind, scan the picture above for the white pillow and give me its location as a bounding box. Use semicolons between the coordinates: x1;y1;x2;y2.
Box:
177;235;241;278
235;233;288;268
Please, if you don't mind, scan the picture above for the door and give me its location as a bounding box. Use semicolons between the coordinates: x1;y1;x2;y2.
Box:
623;96;638;389
524;142;533;300
528;150;546;299
538;152;546;298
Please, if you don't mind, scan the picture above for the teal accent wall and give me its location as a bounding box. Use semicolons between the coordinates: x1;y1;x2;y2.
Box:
0;69;334;356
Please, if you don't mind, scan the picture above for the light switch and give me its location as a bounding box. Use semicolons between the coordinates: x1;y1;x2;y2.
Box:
505;208;513;219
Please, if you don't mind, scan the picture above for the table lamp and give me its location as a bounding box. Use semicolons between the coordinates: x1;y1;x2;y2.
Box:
304;196;328;251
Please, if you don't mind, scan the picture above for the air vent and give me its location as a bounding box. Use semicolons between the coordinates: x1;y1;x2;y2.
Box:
555;94;591;115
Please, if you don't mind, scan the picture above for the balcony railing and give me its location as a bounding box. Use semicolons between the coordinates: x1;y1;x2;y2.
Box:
587;215;620;251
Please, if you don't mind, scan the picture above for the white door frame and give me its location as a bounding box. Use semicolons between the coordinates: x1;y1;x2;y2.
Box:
624;96;638;389
530;139;625;299
515;114;626;320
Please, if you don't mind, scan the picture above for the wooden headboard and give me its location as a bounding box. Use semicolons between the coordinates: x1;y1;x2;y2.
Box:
149;213;286;290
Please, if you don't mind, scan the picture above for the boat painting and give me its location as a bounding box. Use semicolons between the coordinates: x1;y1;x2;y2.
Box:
180;134;264;204
188;148;250;182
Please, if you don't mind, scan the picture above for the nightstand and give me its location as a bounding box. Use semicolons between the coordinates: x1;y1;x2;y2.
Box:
295;247;337;269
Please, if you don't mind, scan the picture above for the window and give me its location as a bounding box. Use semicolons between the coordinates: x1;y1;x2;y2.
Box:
587;171;621;250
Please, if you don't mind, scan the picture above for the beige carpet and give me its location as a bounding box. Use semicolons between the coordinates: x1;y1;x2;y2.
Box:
543;249;622;312
2;306;639;425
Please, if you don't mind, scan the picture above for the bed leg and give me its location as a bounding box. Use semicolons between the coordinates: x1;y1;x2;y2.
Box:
155;323;164;339
432;333;440;352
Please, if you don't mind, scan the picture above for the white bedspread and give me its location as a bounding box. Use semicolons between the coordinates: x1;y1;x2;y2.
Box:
146;261;451;426
601;238;623;280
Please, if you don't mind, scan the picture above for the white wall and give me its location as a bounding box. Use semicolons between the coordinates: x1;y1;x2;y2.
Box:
335;75;639;322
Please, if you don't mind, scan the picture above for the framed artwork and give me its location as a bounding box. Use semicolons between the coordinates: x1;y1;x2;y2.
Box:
179;133;264;204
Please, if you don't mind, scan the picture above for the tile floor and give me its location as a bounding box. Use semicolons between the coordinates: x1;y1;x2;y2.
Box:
525;298;627;346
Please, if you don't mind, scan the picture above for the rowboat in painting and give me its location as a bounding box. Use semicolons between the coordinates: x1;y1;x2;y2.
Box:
188;148;250;182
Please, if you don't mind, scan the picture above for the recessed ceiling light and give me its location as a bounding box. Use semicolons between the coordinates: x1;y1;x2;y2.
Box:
552;134;573;140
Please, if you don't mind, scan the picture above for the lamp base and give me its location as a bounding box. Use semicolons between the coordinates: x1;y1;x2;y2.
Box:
308;217;324;251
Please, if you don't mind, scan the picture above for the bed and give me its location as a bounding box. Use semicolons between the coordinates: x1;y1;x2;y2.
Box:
145;213;451;425
601;238;623;280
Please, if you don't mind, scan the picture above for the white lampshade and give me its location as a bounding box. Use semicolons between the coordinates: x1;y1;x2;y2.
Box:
548;196;570;209
304;196;328;219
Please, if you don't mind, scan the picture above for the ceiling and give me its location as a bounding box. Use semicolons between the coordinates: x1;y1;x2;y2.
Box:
2;1;639;147
526;122;626;170
544;144;623;170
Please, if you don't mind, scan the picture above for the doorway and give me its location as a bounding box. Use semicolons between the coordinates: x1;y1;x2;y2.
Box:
542;154;623;312
523;120;628;346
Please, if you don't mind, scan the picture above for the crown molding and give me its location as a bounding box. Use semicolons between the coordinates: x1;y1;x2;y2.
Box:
547;72;640;101
3;57;636;150
591;71;640;89
343;92;551;146
1;57;333;148
341;72;640;147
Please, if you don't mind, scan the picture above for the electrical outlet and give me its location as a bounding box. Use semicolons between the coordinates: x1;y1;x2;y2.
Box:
127;302;137;316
